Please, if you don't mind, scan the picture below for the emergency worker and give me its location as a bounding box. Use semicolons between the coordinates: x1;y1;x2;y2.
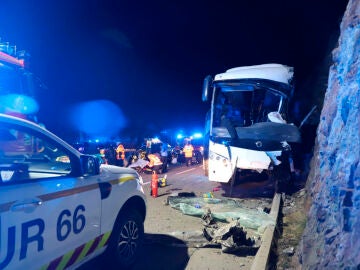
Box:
105;145;117;165
146;139;152;154
99;148;107;164
116;143;125;167
160;142;169;173
147;152;163;173
183;141;194;166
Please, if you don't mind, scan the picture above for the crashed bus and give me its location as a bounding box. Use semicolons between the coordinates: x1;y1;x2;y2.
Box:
202;64;301;184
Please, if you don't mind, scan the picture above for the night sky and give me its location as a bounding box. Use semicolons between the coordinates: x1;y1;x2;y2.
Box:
0;0;348;142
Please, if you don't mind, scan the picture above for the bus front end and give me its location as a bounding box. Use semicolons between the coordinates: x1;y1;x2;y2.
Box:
203;64;301;183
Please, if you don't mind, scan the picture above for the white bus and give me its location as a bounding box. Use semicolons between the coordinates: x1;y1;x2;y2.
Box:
202;64;301;185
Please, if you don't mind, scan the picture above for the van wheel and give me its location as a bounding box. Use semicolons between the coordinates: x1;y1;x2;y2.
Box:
107;210;144;269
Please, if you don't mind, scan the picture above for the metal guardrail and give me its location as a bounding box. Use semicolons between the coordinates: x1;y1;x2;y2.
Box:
250;193;282;270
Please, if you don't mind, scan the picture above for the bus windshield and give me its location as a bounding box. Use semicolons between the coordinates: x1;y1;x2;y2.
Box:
212;86;285;130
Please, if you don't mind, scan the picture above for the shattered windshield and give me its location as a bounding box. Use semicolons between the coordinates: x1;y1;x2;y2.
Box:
212;83;287;138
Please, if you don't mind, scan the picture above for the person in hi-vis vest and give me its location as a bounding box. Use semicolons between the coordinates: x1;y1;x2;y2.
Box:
116;143;125;167
183;141;194;166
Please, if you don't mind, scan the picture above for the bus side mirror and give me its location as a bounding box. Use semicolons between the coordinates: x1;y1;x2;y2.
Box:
202;75;213;102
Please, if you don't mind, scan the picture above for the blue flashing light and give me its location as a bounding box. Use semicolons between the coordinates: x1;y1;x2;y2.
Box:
193;133;203;138
68;100;127;138
177;134;183;139
0;94;39;115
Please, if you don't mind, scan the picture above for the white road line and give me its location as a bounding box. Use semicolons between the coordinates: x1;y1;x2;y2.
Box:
143;165;202;182
175;167;196;175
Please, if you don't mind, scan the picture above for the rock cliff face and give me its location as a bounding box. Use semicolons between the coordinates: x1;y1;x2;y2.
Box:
299;0;360;268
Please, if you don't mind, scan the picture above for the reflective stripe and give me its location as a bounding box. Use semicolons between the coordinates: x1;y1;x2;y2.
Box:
0;175;137;213
42;231;111;270
56;250;74;270
38;184;99;202
109;175;136;185
85;235;101;256
0;183;99;214
98;231;110;248
73;240;94;265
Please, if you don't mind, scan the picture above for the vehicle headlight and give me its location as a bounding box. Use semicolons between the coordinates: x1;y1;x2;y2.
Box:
209;151;229;167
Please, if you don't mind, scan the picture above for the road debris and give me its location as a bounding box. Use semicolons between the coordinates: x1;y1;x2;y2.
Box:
167;195;275;232
164;194;276;254
202;209;260;253
282;246;295;256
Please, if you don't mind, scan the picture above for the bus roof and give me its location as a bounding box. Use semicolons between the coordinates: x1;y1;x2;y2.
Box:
214;63;293;85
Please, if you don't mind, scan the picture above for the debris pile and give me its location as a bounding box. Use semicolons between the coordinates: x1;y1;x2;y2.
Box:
166;193;273;253
201;208;260;253
167;194;275;232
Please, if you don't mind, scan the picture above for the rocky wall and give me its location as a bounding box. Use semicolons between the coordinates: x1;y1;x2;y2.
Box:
299;0;360;269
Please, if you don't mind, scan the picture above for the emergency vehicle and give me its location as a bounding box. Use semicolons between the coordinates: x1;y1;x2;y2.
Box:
202;64;301;184
0;113;147;269
0;40;41;121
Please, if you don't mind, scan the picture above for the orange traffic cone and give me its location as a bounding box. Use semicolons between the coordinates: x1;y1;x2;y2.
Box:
151;171;158;198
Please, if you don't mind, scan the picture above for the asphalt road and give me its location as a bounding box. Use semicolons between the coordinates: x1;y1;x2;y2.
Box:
80;163;275;270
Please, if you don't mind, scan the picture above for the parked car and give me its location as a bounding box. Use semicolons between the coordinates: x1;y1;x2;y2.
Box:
0;113;146;270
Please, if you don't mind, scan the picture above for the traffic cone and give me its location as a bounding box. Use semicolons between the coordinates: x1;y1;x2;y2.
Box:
151;171;158;198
